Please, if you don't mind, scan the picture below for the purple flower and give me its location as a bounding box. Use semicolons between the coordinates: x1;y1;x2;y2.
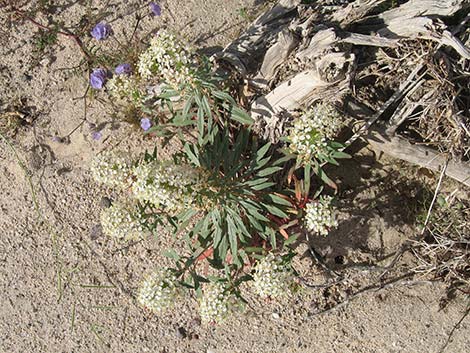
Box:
149;2;161;16
115;63;132;75
140;118;152;131
90;68;108;89
91;22;112;40
92;131;102;141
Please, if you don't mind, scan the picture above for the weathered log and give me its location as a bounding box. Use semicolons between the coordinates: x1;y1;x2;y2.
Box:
214;0;300;76
366;126;470;187
331;0;388;28
356;0;470;58
376;0;470;23
252;28;299;89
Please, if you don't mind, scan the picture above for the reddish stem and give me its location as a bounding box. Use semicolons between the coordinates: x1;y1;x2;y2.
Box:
11;6;91;60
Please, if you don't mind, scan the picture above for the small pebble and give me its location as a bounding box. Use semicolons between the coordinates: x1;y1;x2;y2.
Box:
176;327;187;339
272;312;280;319
100;196;112;209
90;224;102;240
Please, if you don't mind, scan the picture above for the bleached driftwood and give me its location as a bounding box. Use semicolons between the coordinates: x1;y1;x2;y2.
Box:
214;0;300;76
366;127;470;187
357;0;470;58
331;0;388;27
376;0;470;23
252;28;299;88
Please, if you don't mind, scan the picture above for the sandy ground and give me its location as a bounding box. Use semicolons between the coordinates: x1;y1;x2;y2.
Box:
0;1;469;352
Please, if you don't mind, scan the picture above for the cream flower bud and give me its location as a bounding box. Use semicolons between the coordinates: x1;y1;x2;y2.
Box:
199;282;231;324
304;196;338;236
252;253;292;298
138;268;179;313
90;151;133;189
100;202;144;241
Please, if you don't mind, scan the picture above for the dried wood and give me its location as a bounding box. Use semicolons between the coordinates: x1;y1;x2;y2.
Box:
251;51;355;142
355;0;470;58
340;32;399;48
377;0;470;23
385;83;433;136
252;28;299;88
214;0;300;76
366;126;470;187
344;98;470;187
330;0;388;28
345;63;426;146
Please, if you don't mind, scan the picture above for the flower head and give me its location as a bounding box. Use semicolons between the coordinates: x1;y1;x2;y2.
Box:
107;75;139;101
131;160;205;214
149;2;162;16
140;118;152;131
90;150;133;188
138;268;179;313
252;253;292;298
305;196;338;236
289;103;343;161
91;131;102;141
137;29;195;88
90;68;108;89
115;63;132;75
100;202;144;241
199;282;231;324
91;22;112;40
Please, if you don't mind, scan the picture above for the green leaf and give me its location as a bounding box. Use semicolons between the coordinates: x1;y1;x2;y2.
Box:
182;96;194;118
172;114;194;127
211;209;223;248
246;214;263;231
265;194;292;207
331;150;351;159
304;163;311;196
226;207;251;241
184;143;201;167
251;181;276;191
256;143;271;162
240;200;270;222
314;161;337;189
273;153;296;166
213;90;236;105
243;177;269;187
163;249;181;261
284;233;299;246
268;227;277;249
226;216;238;258
261;203;288;218
201;95;212;120
230;106;254;125
244;247;264;253
197;107;204;145
257;166;283;177
158;89;180;99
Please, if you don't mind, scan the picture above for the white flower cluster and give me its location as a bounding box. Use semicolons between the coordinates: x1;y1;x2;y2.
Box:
289;103;343;161
90;151;133;189
305;196;338;236
199;282;231;324
100;202;144;241
132;160;206;213
252;253;292;298
107;75;139;101
137;29;195;88
138;268;179;313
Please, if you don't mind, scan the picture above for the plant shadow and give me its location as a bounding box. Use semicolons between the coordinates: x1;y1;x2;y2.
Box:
302;142;434;270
